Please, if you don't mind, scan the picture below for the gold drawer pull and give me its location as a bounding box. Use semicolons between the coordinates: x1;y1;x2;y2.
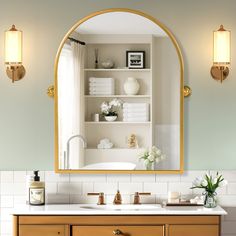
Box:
113;229;122;235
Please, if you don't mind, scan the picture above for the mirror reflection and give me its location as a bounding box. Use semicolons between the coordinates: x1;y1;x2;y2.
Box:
56;11;182;171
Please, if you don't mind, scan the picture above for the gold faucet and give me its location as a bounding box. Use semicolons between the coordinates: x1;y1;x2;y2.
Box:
113;190;122;204
87;192;105;205
133;192;151;204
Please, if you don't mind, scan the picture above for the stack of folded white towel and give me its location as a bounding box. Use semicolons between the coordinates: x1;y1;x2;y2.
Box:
123;103;149;122
89;77;114;95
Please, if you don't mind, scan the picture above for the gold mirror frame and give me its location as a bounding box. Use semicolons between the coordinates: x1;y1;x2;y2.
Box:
54;8;184;174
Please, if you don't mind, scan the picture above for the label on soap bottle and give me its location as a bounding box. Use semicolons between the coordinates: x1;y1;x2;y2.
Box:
29;188;45;205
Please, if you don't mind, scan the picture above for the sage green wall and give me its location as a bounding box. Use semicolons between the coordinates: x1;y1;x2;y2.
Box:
0;0;235;170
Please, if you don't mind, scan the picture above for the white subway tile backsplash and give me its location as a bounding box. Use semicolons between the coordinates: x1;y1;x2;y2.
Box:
131;174;155;183
168;182;193;195
13;171;26;183
58;183;82;194
119;182;143;194
1;196;14;208
107;174;131;183
1;170;236;236
156;174;180;182
1;171;13;183
45;171;69;182
82;182;94;195
227;183;236;194
70;174;106;183
94;182;118;194
143;183;168;194
45;182;57;194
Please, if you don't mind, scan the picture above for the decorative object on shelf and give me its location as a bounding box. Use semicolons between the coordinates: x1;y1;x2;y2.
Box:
101;59;114;69
191;172;227;208
4;25;26;83
124;77;140;95
126;51;145;69
139;146;165;170
94;48;99;69
47;85;54;98
93;113;100;122
89;77;114;95
123;103;149;122
211;25;231;83
183;85;192;97
101;98;123;122
127;134;139;148
97;138;114;149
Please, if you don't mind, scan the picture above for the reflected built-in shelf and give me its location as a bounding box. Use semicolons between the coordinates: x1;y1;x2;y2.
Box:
85;121;151;125
85;95;150;98
84;68;151;72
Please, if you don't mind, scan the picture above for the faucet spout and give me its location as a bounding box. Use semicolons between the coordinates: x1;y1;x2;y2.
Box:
65;134;87;169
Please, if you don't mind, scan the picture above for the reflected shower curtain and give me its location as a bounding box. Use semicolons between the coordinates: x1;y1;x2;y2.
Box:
58;42;85;169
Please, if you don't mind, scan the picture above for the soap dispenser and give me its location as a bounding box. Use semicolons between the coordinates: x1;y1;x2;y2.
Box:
29;170;45;205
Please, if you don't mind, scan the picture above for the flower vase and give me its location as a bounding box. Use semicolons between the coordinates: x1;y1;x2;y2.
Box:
204;192;217;208
104;116;117;122
145;162;154;170
124;77;140;95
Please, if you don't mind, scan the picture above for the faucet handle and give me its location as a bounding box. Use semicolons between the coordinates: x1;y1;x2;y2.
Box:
87;192;105;205
133;192;151;204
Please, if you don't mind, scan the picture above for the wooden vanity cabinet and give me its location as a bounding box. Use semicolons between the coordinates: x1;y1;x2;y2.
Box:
15;215;221;236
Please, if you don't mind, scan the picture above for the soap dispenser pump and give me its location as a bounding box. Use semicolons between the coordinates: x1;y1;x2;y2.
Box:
29;170;45;205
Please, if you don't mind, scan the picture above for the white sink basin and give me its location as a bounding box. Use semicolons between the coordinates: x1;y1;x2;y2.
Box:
82;162;136;170
80;204;162;211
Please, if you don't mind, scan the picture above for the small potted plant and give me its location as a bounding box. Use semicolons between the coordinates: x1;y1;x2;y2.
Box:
101;98;123;122
139;146;165;170
191;172;227;208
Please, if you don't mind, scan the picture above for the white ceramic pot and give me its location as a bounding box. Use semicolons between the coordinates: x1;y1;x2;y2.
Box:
124;77;140;95
104;116;117;122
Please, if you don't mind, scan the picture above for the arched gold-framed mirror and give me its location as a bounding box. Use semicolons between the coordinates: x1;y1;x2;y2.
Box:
54;8;184;174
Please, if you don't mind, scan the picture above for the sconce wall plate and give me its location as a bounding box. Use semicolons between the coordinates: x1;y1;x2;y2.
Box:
210;66;229;82
6;65;25;82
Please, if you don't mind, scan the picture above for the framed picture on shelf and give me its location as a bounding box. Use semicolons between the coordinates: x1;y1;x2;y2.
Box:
126;51;145;69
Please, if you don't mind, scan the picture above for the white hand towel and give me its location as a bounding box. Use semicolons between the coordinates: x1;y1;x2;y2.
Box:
123;117;149;122
89;88;114;92
123;103;149;109
123;113;149;118
89;77;114;83
123;108;149;113
89;91;114;95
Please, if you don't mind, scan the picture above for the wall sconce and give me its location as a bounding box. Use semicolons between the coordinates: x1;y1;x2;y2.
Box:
4;25;25;83
211;25;231;83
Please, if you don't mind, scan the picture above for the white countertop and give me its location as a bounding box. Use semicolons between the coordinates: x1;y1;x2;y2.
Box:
12;204;227;216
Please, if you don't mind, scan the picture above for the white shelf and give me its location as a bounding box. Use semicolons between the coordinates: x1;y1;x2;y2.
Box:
85;121;151;125
85;95;150;98
84;68;151;72
86;148;145;150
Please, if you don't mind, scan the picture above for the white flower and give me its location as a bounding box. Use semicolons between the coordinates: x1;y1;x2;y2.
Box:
201;179;208;187
109;98;122;107
193;177;202;187
148;154;155;162
213;177;218;185
219;180;228;187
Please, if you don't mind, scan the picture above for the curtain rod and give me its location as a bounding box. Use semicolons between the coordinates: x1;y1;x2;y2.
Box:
68;37;86;45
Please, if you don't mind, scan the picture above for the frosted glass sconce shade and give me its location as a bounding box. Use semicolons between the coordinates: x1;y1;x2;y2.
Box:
4;25;25;83
211;25;231;83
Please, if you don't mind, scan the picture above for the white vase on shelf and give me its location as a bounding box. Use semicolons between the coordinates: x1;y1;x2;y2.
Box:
124;77;140;95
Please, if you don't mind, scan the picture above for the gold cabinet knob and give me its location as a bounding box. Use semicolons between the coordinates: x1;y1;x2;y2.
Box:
113;229;122;235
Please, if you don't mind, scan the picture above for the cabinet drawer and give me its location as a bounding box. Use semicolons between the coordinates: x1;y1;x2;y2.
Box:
19;225;66;236
169;225;219;236
73;226;164;236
